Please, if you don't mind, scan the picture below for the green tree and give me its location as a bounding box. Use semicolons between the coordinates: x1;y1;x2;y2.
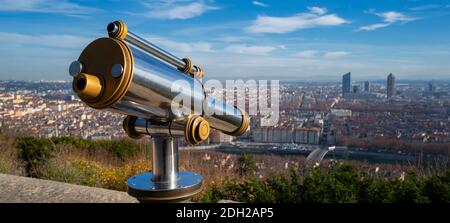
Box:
237;153;257;177
423;170;450;203
16;137;54;177
381;171;428;203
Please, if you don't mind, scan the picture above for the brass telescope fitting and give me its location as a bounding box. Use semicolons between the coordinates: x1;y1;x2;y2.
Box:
123;115;211;145
71;37;134;109
72;73;102;99
107;20;128;40
184;115;210;145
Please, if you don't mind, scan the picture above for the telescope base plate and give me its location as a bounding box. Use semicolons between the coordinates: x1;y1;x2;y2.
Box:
127;171;203;203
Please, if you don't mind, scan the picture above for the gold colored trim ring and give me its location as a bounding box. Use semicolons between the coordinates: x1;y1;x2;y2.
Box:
227;107;250;136
178;58;193;74
193;66;204;78
74;37;134;109
108;21;128;40
184;115;210;145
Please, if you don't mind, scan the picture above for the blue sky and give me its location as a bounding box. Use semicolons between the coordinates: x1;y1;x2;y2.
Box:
0;0;449;81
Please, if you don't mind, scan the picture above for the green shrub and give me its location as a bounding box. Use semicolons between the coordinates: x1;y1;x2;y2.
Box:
422;170;450;203
202;163;450;203
201;184;224;203
389;174;428;203
237;153;257;177
50;136;144;159
358;176;393;203
265;169;300;202
16;137;54;177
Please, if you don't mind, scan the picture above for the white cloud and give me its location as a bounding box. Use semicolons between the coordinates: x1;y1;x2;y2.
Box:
358;10;417;31
0;0;97;14
224;44;276;55
216;35;244;43
142;1;219;19
324;51;350;58
252;1;269;8
0;31;92;80
292;50;318;58
0;32;90;49
143;35;213;53
308;6;327;15
358;23;391;31
376;11;416;23
246;7;349;34
292;50;350;58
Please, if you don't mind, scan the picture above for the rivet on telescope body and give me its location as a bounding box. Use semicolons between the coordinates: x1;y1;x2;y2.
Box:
69;61;83;77
111;64;124;78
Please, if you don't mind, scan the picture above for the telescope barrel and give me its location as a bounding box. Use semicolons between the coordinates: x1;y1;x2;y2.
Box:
70;21;249;144
127;32;182;69
108;22;203;78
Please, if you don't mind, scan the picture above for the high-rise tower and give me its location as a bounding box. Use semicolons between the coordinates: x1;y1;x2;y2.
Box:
342;72;351;97
364;81;370;92
428;83;434;93
387;73;396;98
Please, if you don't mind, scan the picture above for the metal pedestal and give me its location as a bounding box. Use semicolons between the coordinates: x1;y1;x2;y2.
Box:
127;134;203;202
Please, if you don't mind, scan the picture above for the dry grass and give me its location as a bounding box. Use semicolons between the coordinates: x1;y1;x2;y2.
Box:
0;134;24;175
1;133;446;202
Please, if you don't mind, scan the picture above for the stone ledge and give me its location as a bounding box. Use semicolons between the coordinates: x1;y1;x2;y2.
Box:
0;173;138;203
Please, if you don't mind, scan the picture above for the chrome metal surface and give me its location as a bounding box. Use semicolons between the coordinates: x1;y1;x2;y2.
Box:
125;32;200;77
133;117;148;134
110;43;205;121
109;42;243;133
146;122;171;135
128;171;203;191
111;64;123;78
204;96;244;133
130;117;185;137
169;121;185;136
69;61;83;77
152;135;178;189
147;120;185;136
127;171;203;202
126;135;203;202
73;30;245;135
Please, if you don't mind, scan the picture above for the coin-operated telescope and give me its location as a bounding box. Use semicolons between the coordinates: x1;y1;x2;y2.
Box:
69;21;249;202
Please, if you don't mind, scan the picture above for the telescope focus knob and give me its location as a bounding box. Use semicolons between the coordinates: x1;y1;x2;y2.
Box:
185;115;210;145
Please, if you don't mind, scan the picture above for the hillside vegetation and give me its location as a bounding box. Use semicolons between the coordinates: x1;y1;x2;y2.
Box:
0;134;448;203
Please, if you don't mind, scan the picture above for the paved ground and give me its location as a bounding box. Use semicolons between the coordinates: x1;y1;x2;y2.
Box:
0;174;138;203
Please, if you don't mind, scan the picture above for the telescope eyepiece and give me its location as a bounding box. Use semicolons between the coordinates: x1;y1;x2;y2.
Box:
76;76;86;91
72;73;102;99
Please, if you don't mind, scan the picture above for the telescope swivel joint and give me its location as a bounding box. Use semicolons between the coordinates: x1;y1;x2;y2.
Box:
123;115;211;145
